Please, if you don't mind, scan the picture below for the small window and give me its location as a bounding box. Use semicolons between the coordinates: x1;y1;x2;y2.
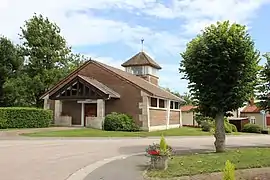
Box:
131;66;143;75
159;99;165;108
150;97;157;107
170;101;174;109
175;102;179;109
250;116;256;124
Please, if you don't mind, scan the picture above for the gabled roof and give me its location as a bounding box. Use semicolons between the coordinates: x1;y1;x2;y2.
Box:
241;105;261;113
78;75;120;98
121;51;162;69
41;59;183;102
49;74;120;99
180;105;197;112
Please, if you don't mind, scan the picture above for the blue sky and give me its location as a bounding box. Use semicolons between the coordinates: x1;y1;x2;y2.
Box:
1;0;270;94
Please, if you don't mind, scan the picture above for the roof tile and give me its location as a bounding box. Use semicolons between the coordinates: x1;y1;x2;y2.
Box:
241;105;261;113
180;105;196;112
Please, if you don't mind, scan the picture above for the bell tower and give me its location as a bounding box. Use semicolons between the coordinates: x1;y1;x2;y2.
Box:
121;39;162;85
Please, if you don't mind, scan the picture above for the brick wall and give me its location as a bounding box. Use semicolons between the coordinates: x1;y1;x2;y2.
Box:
149;109;167;126
169;110;180;124
62;100;81;125
79;63;143;127
138;74;159;86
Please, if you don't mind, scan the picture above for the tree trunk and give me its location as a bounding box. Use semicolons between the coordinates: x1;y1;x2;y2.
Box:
214;111;226;152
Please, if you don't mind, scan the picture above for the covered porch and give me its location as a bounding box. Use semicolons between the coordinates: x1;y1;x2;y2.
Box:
46;75;120;129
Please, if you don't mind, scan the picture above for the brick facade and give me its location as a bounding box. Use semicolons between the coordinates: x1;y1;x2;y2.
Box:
149;109;167;126
139;74;159;86
62;100;81;125
169;110;180;125
79;63;143;126
42;60;183;131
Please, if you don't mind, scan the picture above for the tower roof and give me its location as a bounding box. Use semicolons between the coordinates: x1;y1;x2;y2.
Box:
121;51;162;69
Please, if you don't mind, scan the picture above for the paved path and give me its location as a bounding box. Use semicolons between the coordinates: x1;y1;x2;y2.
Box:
0;135;269;180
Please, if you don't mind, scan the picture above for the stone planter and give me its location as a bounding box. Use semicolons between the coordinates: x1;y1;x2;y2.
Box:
150;155;168;170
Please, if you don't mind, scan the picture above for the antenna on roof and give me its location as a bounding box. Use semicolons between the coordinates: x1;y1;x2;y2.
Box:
141;38;144;52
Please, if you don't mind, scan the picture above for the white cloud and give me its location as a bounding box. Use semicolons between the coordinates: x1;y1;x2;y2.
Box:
143;0;270;34
83;53;124;70
0;0;185;57
0;0;267;92
0;0;266;53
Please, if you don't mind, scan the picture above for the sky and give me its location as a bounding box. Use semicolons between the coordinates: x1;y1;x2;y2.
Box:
1;0;270;94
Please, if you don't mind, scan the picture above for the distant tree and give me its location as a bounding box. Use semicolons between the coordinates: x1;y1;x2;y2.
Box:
180;92;194;105
0;36;23;106
8;13;85;107
180;21;260;152
257;53;270;111
163;87;181;97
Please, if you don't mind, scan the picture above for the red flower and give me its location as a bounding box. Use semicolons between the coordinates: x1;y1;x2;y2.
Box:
148;150;160;155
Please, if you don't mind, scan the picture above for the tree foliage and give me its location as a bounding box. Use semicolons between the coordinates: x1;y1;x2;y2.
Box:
180;92;194;105
0;36;23;106
180;21;260;152
257;53;270;111
3;14;85;107
19;14;72;107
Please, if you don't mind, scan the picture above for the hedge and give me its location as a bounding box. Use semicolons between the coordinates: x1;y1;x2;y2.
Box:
0;107;53;129
242;123;262;133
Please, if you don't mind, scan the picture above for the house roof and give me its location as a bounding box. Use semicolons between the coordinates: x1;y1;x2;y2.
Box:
121;51;162;69
180;105;196;112
78;75;120;98
241;105;261;113
41;59;183;102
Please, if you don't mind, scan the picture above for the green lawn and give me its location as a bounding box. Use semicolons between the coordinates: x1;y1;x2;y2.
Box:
147;147;270;178
22;127;242;137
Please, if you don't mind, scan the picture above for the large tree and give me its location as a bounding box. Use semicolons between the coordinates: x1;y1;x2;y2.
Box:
180;21;260;152
15;13;84;107
0;36;23;106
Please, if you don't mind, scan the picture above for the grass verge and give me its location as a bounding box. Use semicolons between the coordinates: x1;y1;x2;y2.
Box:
147;147;270;178
22;127;243;137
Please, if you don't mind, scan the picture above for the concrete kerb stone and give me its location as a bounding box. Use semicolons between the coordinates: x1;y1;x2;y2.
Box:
65;152;145;180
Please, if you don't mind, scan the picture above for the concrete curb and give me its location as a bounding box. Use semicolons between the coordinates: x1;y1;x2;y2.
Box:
65;152;145;180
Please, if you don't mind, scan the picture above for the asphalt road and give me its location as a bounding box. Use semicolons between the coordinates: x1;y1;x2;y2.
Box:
0;135;269;180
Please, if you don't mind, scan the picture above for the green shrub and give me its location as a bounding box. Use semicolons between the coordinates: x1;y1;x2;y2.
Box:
230;124;238;132
195;114;214;126
242;123;262;133
224;121;233;133
0;107;52;129
160;135;167;153
223;160;235;180
103;112;139;132
201;121;213;132
194;114;204;126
